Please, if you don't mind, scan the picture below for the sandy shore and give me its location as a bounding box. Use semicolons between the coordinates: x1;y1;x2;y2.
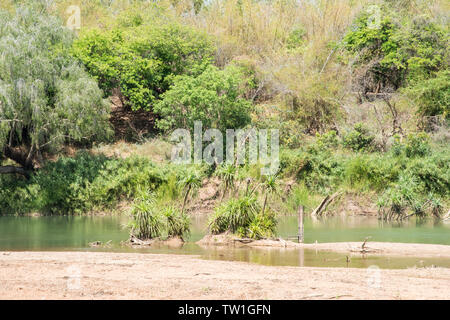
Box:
198;235;450;258
0;251;449;300
300;242;450;258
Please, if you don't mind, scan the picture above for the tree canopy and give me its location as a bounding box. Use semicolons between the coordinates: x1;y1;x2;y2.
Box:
72;11;214;111
0;5;111;174
154;65;252;132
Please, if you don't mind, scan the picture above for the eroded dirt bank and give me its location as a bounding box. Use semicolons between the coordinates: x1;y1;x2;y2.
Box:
0;251;449;300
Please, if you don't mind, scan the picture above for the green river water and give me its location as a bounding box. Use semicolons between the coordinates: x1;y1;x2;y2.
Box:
0;215;449;269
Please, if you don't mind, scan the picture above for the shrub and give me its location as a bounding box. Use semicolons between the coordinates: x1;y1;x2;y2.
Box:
343;124;375;152
0;152;166;215
245;211;277;240
161;206;190;239
343;9;448;99
404;132;431;158
72;16;214;110
208;193;277;239
377;173;445;220
129;194;190;240
344;154;400;191
405;70;450;120
154;65;252;132
316;130;340;149
129;194;164;239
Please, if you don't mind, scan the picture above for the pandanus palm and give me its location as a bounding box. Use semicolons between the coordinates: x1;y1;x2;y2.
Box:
216;164;236;201
261;175;279;215
178;172;202;214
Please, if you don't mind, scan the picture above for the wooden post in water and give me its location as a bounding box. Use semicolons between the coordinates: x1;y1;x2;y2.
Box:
298;205;304;243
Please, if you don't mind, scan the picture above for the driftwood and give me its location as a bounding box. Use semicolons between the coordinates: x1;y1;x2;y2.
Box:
311;192;341;216
89;240;112;248
350;238;381;254
233;238;255;244
129;235;153;246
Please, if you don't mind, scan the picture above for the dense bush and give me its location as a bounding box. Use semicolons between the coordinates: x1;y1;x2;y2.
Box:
0;152;166;215
154;65;253;131
279;132;449;206
405;70;449;120
343;8;448;91
0;5;111;171
72;13;214;111
342;6;448;123
129;193;190;240
208;195;277;239
343;124;375;152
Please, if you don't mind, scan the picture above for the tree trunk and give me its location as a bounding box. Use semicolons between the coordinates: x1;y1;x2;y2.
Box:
261;193;268;215
182;186;191;214
3;146;35;170
0;165;30;178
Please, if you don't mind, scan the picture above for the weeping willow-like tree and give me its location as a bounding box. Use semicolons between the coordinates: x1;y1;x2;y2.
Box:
0;4;111;176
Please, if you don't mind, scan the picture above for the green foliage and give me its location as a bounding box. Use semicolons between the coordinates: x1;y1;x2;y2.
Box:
129;193;164;239
404;132;431;158
210;195;259;234
344;154;399;190
280;147;343;193
0;5;111;167
316;130;339;149
245;211;277;240
216;163;237;198
178;170;203;191
156;173;181;202
261;174;279;196
72;13;214;110
129;189;190;240
343;124;375;152
279;132;449;199
342;6;448;119
377;144;449;220
161;206;190;239
154;65;252;131
377;174;445;220
286;27;306;50
389;132;432;158
405;70;450;119
284;183;316;214
0;152;165;215
343;9;448;86
208;194;276;239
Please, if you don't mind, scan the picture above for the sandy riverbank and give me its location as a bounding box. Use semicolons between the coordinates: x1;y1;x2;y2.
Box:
300;242;450;258
197;235;450;258
0;251;449;300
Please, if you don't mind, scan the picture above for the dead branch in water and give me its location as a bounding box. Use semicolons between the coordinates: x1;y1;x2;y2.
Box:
311;192;341;216
350;237;381;254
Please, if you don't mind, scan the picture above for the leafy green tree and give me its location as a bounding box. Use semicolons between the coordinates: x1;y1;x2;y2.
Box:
343;8;448;103
72;13;214;111
405;70;449;120
154;65;252;131
0;5;111;175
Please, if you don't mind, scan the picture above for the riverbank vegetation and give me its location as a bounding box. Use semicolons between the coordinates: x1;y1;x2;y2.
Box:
0;0;448;240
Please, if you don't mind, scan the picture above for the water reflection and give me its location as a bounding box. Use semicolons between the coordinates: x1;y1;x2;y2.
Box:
0;214;449;269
